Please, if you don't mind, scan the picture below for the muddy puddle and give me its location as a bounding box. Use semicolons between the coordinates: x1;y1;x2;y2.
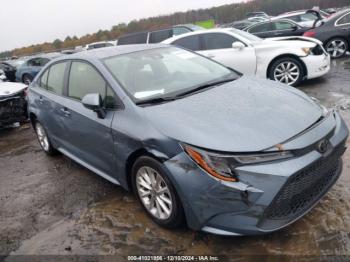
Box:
2;56;350;258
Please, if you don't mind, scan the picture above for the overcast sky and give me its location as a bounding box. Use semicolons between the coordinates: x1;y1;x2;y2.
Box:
0;0;245;52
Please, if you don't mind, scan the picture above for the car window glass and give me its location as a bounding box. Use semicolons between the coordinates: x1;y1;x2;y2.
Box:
287;15;301;22
149;29;173;43
47;62;67;95
248;22;272;33
173;27;191;36
202;33;239;50
173;35;201;51
28;58;41;67
338;13;350;25
273;21;294;30
68;62;106;101
117;32;148;45
40;58;50;66
40;69;49;89
300;13;318;21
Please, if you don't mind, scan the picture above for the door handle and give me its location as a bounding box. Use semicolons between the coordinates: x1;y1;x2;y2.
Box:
60;107;71;117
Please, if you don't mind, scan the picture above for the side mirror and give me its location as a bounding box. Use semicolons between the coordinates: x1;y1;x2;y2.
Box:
232;41;245;50
82;93;106;119
292;25;298;31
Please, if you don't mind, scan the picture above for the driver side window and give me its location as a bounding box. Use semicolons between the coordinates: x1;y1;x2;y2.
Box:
202;33;240;50
68;61;117;109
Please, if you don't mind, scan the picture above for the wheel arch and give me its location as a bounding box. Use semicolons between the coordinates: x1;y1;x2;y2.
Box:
124;148;168;192
266;54;308;80
324;36;349;47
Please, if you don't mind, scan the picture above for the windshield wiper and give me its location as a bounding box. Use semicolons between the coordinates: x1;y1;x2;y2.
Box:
135;96;176;106
174;77;237;98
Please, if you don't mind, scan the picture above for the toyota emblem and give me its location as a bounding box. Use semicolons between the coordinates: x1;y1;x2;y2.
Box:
317;139;329;154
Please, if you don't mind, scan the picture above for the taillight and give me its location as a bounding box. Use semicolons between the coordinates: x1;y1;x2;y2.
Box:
303;31;316;38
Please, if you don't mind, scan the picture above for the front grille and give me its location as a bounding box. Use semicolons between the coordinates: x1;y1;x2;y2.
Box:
263;144;345;222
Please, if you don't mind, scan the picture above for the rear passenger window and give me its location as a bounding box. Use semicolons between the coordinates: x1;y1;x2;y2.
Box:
68;62;117;108
47;62;67;95
338;13;350;25
173;35;201;51
202;33;238;50
39;69;49;89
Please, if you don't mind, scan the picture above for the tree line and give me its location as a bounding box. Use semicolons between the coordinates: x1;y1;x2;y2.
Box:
1;0;349;59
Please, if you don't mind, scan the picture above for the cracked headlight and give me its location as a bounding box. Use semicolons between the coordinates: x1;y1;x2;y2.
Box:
182;144;293;182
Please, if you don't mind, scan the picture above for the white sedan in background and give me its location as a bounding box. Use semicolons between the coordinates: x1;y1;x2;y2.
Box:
163;28;330;86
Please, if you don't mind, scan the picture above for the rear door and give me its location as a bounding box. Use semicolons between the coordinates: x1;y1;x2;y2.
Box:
57;61;118;177
199;32;257;75
336;12;350;42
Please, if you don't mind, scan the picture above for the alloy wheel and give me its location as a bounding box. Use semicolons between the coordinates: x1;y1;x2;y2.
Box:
273;61;300;86
326;39;347;58
36;123;49;151
135;166;173;220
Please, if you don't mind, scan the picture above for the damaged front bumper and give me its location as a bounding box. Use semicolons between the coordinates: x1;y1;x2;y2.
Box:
0;92;28;127
164;111;348;236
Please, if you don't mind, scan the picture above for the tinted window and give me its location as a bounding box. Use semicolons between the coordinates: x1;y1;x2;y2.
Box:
273;21;295;30
202;33;239;50
149;29;173;43
338;13;350;25
40;69;49;89
173;27;191;36
27;58;41;67
40;58;50;66
248;22;272;33
173;35;201;51
117;32;148;45
47;62;67;95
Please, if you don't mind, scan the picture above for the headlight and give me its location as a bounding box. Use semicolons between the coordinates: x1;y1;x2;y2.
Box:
301;47;311;56
311;97;329;116
182;144;293;182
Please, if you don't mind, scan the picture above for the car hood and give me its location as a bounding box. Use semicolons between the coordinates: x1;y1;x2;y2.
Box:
0;82;27;97
141;76;323;152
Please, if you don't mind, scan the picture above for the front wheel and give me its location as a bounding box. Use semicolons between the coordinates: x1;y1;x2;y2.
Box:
22;74;33;85
132;156;184;229
268;57;304;86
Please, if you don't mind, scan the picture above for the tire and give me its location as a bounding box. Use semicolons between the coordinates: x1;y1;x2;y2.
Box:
22;74;33;85
268;57;304;86
131;156;185;229
34;121;58;156
325;38;348;59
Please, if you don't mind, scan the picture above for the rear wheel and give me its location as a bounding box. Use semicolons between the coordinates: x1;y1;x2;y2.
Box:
132;156;184;228
34;121;58;156
268;57;304;86
325;38;348;58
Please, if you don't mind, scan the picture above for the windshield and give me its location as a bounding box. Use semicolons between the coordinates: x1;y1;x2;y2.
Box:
104;47;238;103
229;29;262;43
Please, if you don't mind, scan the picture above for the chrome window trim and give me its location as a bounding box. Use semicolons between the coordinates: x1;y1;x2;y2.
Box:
335;11;350;27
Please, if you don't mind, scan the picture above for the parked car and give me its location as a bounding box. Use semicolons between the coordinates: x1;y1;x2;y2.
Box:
15;53;61;84
116;24;204;45
229;20;257;30
163;28;330;86
272;10;326;27
244;19;309;38
0;61;17;82
303;9;350;58
28;44;348;236
84;41;114;50
0;82;28;127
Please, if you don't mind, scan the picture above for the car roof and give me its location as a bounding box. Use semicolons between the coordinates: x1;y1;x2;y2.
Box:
162;28;235;43
55;44;169;61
